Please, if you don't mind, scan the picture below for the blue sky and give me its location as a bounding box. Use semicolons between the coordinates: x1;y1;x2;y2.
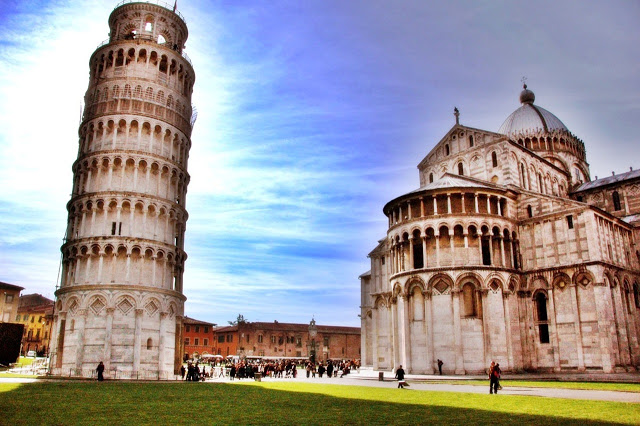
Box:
0;0;638;327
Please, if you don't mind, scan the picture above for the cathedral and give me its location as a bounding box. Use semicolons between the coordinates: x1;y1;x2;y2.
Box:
360;85;640;374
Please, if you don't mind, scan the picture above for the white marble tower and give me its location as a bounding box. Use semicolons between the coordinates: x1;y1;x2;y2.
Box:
50;1;196;379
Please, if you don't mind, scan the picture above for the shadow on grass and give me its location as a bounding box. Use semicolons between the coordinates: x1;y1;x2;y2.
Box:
0;381;636;425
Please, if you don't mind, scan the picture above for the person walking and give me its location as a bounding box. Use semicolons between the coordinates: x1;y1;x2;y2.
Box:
96;361;105;381
437;359;443;375
488;361;496;394
180;365;186;380
395;365;406;388
489;361;501;394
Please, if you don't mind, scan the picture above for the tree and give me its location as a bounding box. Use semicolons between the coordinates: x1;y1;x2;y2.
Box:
228;314;247;326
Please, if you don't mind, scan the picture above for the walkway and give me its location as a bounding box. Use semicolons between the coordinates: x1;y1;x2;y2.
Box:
207;369;640;404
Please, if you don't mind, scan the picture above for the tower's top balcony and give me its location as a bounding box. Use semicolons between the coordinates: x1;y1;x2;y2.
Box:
108;1;189;52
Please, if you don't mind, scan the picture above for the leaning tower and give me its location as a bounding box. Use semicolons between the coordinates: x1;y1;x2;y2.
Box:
50;1;195;379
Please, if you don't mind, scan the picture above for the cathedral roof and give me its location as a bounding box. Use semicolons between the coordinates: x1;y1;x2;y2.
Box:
384;174;500;214
572;168;640;192
409;174;495;193
498;85;569;137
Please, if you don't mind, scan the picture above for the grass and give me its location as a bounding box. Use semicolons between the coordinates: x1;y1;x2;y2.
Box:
0;373;40;378
414;379;640;393
14;357;35;366
0;381;638;425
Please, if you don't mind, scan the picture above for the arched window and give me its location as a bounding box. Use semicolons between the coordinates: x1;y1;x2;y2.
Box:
469;135;474;147
458;163;464;175
622;285;632;313
633;283;640;309
527;205;533;218
445;144;450;156
429;173;434;183
520;163;527;189
538;174;544;193
462;283;477;317
535;292;550;343
612;191;621;211
491;152;497;168
147;338;153;350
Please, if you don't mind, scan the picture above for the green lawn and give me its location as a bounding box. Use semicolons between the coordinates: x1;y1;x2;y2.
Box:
415;379;640;393
0;381;638;425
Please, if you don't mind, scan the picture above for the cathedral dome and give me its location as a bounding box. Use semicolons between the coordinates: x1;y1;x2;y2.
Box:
498;85;568;137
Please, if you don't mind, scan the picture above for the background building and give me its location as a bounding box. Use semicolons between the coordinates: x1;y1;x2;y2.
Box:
16;294;54;356
361;85;640;374
50;1;196;379
182;316;215;360
213;319;360;361
0;281;23;323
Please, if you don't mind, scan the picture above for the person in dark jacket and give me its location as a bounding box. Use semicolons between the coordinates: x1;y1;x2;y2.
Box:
489;362;501;394
96;361;105;381
326;361;334;378
395;365;406;388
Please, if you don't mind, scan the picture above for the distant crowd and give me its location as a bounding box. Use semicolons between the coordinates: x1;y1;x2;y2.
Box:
180;359;360;382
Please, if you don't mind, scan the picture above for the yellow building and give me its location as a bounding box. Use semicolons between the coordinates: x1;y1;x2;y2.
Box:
17;294;54;356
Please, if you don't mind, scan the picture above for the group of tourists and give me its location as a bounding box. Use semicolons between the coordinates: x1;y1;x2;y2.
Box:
179;358;360;382
305;360;359;378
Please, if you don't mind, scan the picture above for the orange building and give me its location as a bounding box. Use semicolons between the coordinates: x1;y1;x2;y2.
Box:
213;319;360;361
182;316;215;360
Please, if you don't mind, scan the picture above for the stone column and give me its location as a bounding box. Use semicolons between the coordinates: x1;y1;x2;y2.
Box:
481;289;491;367
53;311;67;370
433;196;438;215
502;291;513;370
371;307;378;370
422;236;428;268
463;230;469;264
435;232;441;267
546;288;561;372
389;301;397;370
424;291;434;373
474;194;479;213
409;240;414;270
447;194;452;214
569;284;586;371
420;197;424;217
593;283;614;372
398;294;409;370
75;309;88;375
610;284;630;366
461;194;466;213
133;308;143;377
449;229;456;266
104;307;114;372
158;311;168;378
451;290;465;374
